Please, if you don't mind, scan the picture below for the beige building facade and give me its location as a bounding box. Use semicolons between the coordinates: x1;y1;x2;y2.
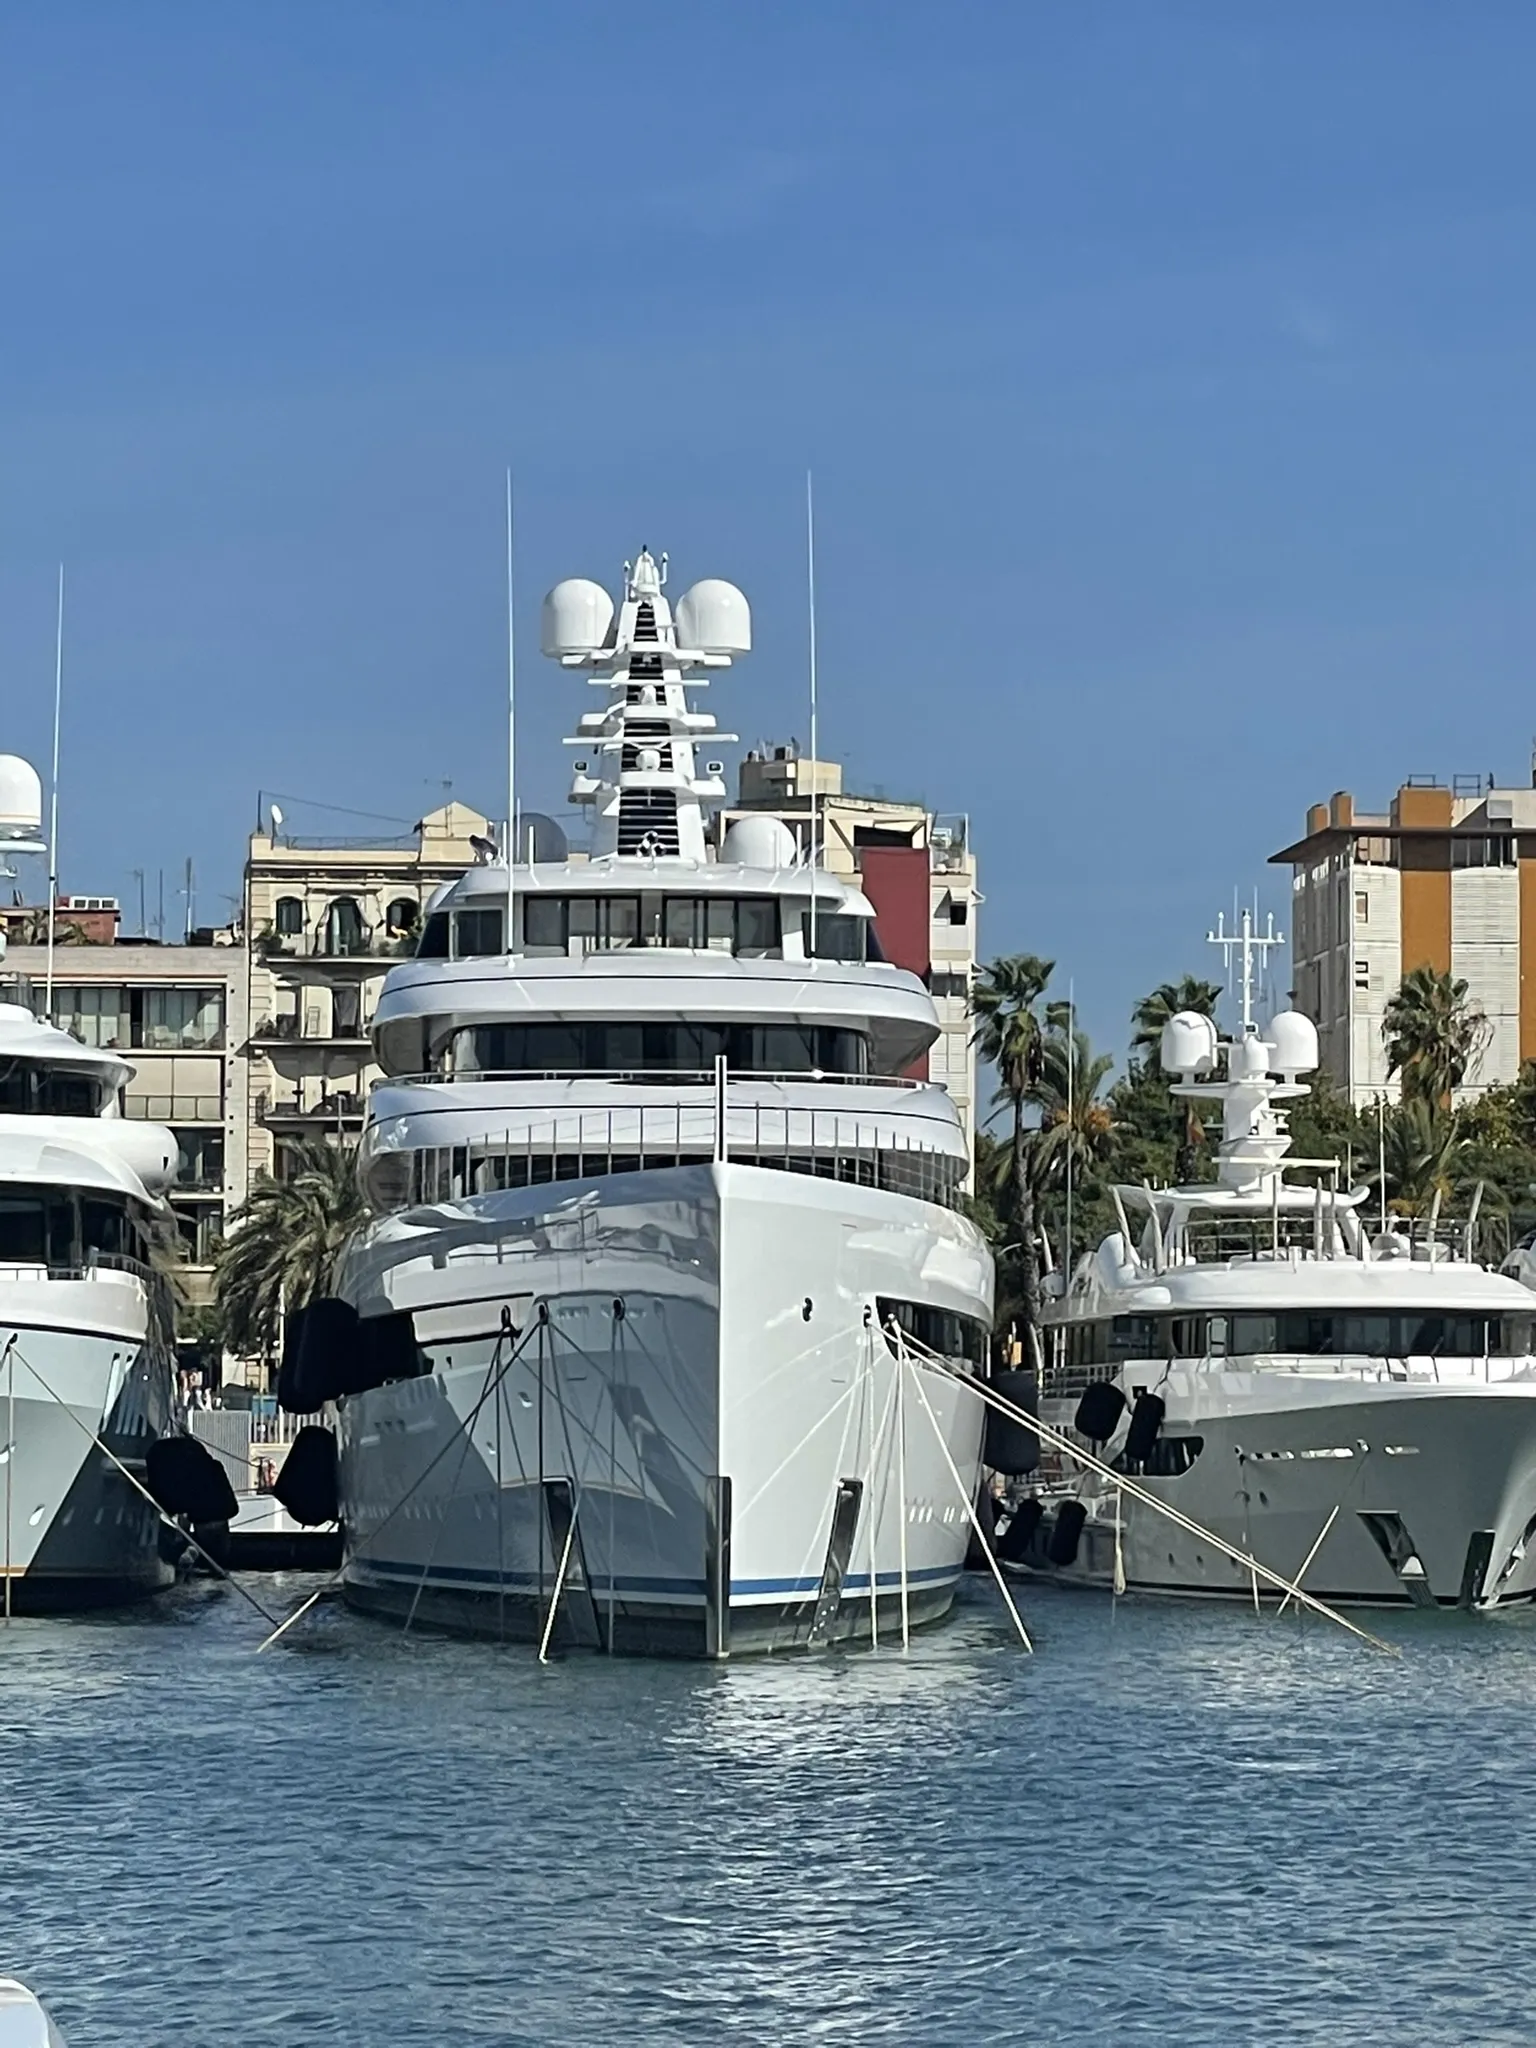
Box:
242;801;493;1180
1274;775;1536;1104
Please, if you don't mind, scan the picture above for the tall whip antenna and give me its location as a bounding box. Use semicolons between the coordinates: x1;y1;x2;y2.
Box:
806;470;819;953
514;468;528;954
44;564;64;1015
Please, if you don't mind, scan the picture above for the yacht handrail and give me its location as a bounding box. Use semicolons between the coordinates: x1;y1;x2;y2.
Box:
373;1068;930;1091
0;1250;157;1286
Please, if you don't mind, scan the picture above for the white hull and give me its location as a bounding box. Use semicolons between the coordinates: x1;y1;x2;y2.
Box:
336;1162;991;1654
0;1275;174;1607
1022;1371;1536;1610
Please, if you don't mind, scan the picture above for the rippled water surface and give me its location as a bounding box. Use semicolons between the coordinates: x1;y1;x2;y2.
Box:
2;1577;1534;2045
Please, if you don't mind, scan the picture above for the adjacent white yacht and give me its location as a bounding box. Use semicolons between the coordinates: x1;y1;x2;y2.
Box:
315;549;993;1654
1017;912;1536;1611
0;977;180;1607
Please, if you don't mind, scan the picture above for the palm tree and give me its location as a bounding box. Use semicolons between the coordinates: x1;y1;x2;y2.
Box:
1034;1020;1115;1178
1383;966;1490;1106
1368;1097;1489;1218
1131;974;1223;1180
214;1140;366;1365
1130;975;1224;1074
971;953;1054;1332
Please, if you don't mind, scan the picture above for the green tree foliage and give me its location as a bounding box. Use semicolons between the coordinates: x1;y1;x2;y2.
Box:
1130;976;1225;1075
1383;966;1490;1106
971;954;1053;1331
213;1140;367;1363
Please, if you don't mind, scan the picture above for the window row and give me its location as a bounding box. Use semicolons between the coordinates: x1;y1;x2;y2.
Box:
449;1022;870;1078
0;1187;143;1269
52;985;225;1052
0;1059;107;1118
272;895;419;950
1058;1308;1536;1365
415;897;876;962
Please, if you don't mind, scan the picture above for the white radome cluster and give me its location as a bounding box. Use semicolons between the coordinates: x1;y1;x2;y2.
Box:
1159;1007;1319;1086
539;571;751;662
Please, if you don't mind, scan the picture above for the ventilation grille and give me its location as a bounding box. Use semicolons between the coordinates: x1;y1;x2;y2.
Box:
628;653;663;678
633;603;658;644
617;789;680;855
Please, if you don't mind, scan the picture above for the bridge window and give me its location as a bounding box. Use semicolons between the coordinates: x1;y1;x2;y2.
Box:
662;897;780;954
0;1058;105;1116
455;908;505;957
449;1021;869;1077
802;912;868;961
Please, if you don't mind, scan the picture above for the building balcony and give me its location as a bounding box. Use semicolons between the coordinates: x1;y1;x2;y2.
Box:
249;1015;370;1048
256;932;416;966
256;1090;367;1129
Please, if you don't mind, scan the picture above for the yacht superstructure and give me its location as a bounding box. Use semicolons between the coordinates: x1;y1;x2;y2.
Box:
0;992;180;1606
1018;912;1536;1610
316;549;993;1653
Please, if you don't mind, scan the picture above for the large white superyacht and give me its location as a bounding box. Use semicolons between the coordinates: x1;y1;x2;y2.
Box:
1011;912;1536;1611
0;968;180;1607
302;549;993;1653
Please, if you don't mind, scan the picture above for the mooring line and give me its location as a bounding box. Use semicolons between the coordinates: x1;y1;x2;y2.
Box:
899;1336;1398;1656
3;1337;283;1629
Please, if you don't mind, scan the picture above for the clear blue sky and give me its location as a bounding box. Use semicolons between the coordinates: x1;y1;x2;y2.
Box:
2;3;1533;1055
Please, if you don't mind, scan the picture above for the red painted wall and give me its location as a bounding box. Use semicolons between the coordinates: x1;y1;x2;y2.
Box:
858;846;930;1079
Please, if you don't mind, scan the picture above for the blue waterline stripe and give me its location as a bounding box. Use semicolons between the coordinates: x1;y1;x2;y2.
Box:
732;1565;958;1596
362;1558;707;1597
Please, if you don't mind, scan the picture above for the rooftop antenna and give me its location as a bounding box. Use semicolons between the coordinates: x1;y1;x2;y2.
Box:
1208;903;1284;1036
514;468;528;954
806;470;819;954
43;565;64;1014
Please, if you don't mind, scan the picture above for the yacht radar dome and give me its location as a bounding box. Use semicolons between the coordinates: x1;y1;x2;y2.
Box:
1159;1009;1218;1082
0;754;45;851
675;579;751;655
540;578;616;659
719;814;797;869
1267;1008;1320;1080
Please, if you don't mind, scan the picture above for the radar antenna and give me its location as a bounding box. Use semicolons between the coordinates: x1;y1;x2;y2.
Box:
1207;904;1284;1037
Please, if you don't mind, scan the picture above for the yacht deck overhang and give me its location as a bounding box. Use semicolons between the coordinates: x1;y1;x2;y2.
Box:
372;953;938;1076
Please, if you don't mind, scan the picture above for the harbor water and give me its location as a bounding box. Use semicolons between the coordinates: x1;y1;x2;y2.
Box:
2;1578;1533;2046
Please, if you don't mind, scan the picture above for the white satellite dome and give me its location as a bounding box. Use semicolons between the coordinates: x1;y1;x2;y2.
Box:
540;578;615;658
719;814;798;870
1267;1008;1320;1079
0;754;43;844
1160;1010;1219;1080
675;579;751;655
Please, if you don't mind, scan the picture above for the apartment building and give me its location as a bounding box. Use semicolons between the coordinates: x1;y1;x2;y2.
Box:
1273;776;1535;1103
716;745;980;1144
243;800;492;1180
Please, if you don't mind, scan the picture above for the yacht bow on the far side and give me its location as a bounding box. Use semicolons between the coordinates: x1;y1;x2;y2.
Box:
1011;908;1536;1611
